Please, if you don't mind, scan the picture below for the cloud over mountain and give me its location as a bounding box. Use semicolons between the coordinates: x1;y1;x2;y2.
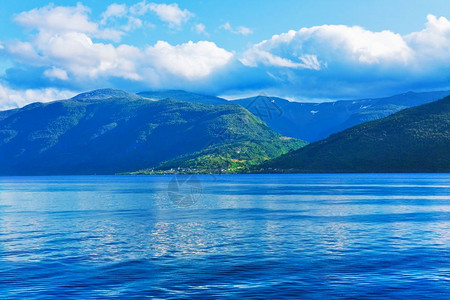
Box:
1;3;233;99
238;14;450;98
0;1;450;108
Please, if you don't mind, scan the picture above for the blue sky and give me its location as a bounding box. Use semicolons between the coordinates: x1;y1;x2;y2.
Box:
0;0;450;108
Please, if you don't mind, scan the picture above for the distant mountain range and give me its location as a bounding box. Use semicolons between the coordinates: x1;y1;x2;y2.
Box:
0;88;448;175
234;90;450;142
0;89;304;175
260;96;450;173
135;89;450;142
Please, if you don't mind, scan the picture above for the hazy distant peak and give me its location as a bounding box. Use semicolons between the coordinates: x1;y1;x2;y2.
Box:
71;89;141;101
137;90;228;105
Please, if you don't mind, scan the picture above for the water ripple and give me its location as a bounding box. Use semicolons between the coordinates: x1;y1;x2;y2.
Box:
0;174;449;298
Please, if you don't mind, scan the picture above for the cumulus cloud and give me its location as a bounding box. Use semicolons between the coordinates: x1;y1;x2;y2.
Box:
101;3;128;25
242;25;412;69
122;17;143;31
405;14;450;67
144;41;233;80
1;3;233;103
220;22;253;36
2;4;450;107
15;3;95;33
3;41;42;64
239;15;450;98
99;3;146;32
7;29;232;83
241;48;321;70
98;2;194;33
44;67;69;81
130;1;193;27
15;3;124;42
0;83;76;110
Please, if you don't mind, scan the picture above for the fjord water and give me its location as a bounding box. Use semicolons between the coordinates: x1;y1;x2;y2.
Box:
0;174;449;298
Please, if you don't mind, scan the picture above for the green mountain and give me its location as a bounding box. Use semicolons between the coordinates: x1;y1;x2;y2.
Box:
234;90;450;142
0;89;305;175
136;89;450;144
71;89;143;101
138;135;305;174
138;90;228;105
260;96;450;173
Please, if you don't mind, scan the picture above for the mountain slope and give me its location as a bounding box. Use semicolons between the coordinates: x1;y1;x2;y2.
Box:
235;90;450;142
0;89;304;175
141;136;306;174
138;90;228;105
260;96;450;173
71;88;142;101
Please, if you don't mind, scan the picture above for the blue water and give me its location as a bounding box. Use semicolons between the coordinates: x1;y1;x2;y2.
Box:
0;174;449;299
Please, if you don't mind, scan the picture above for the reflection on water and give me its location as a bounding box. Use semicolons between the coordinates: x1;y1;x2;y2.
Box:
0;174;449;298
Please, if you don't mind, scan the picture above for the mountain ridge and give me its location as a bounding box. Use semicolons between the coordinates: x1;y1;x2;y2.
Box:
259;96;450;173
138;90;228;105
234;90;450;142
72;88;143;101
0;90;305;175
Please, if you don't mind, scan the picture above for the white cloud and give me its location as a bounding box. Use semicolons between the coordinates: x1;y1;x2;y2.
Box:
44;67;69;80
94;28;125;43
298;54;321;70
101;3;128;25
405;14;450;68
221;22;232;31
406;15;450;49
31;31;143;80
1;3;232;108
150;3;193;26
236;15;450;98
131;2;193;27
0;83;76;110
129;1;149;15
240;48;321;70
30;33;231;81
15;3;124;42
4;41;42;64
221;22;253;36
100;4;143;32
3;3;233;86
4;5;233;92
194;23;208;36
122;17;143;31
237;26;253;36
241;48;304;68
3;4;450;103
144;41;233;80
0;40;233;108
242;25;412;70
15;3;96;34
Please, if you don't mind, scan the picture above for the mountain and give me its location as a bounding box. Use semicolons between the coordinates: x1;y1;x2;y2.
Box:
71;88;142;101
0;108;19;121
136;89;450;144
234;90;450;142
138;90;228;105
141;135;306;174
0;89;305;175
260;96;450;173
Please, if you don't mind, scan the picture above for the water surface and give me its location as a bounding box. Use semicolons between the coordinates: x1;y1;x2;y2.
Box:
0;174;449;298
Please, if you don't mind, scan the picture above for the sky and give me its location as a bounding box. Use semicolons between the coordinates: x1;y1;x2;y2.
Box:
0;0;450;108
